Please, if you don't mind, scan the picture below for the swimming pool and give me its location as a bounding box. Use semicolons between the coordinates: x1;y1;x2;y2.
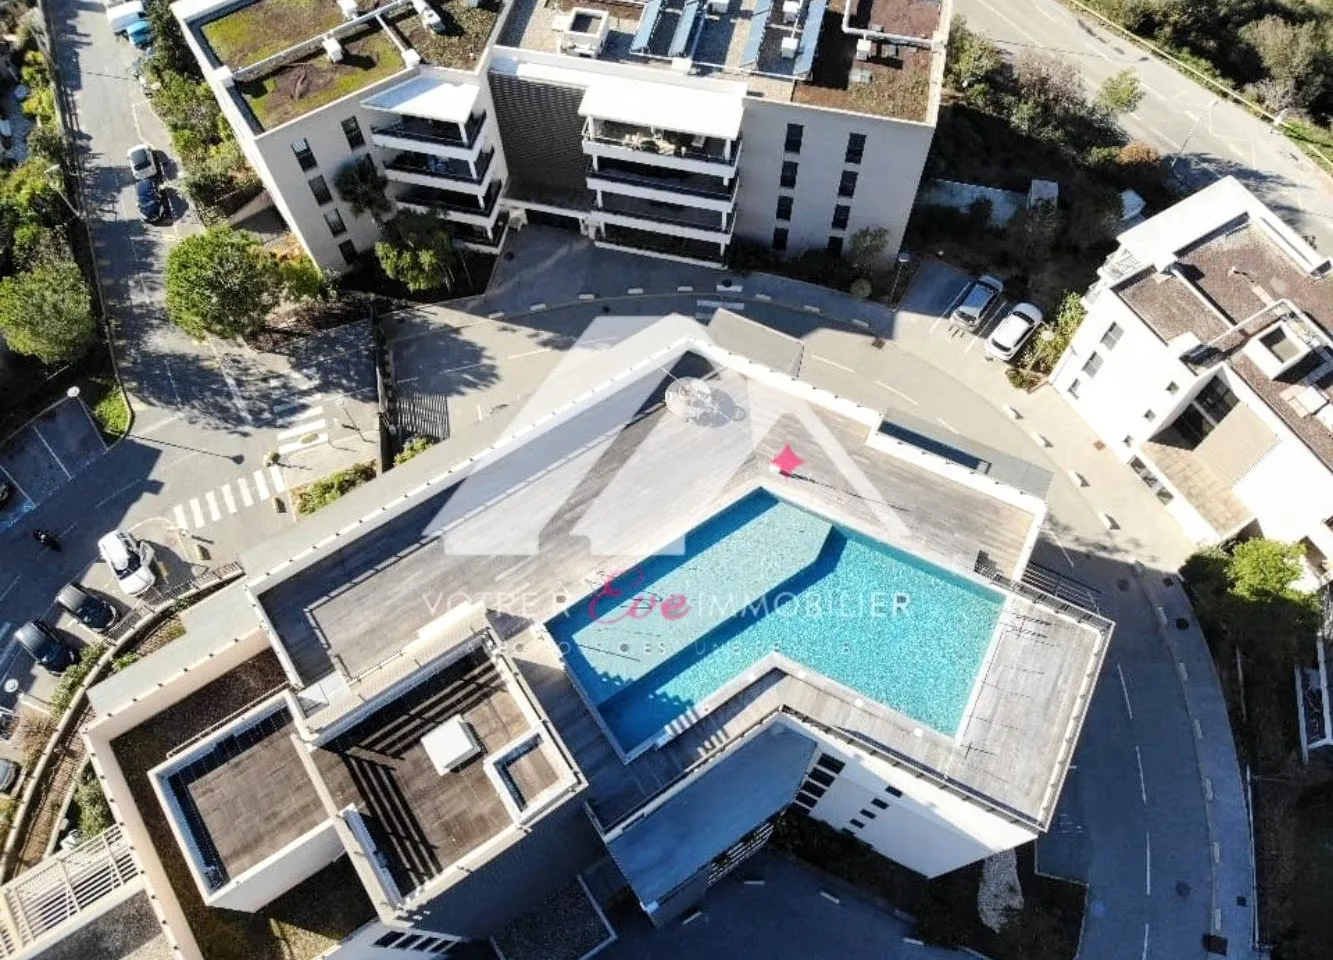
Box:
548;490;1004;754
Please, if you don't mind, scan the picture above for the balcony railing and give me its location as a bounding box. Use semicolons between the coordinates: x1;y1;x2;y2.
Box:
599;224;725;264
583;118;738;165
598;192;731;234
385;148;493;186
586;159;736;201
373;111;486;150
397;179;502;218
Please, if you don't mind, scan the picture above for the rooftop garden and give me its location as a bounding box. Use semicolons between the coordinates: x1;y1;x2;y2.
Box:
237;26;404;130
384;0;503;71
200;0;350;69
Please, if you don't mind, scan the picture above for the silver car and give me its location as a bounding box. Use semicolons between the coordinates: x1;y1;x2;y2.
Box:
950;274;1004;330
126;143;157;181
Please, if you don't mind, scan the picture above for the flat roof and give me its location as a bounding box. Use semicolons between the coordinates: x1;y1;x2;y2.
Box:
364;74;481;123
498;0;942;121
579;78;743;139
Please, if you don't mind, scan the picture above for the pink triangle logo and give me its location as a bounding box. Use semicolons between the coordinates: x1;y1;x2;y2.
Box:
771;443;805;477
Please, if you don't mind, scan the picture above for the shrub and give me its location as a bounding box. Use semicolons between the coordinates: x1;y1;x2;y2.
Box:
393;435;435;466
74;772;113;837
49;644;106;717
295;461;377;515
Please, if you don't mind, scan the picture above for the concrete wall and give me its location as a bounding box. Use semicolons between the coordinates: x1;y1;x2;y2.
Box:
800;733;1037;878
733;98;934;264
209;820;344;913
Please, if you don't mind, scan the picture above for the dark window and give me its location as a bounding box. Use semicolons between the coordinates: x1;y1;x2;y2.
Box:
1123;435;1133;446
858;808;877;819
816;754;845;774
838;170;858;198
827;235;844;256
840;828;856;837
338;240;358;264
1166;381;1179;394
397;936;423;950
870;798;888;809
1195;376;1238;424
849;818;866;829
784;122;803;153
428;942;453;955
808;768;835;788
291;138;316;171
884;785;903;798
1100;323;1123;350
800;781;827;799
780;160;798;189
1068;379;1081;399
831;204;851;230
1129;457;1173;504
375;933;404;947
794;792;816;808
845;132;866;164
341;116;365;149
324;209;346;236
1144;410;1156;422
1081;353;1103;377
308;175;332;205
772;226;789;251
776;196;793;221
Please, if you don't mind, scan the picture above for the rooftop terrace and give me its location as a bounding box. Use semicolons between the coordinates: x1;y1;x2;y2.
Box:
499;0;939;120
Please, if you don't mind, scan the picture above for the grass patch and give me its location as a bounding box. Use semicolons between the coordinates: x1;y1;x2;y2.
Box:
239;27;404;130
200;0;345;69
49;643;107;718
386;1;501;71
294;460;376;516
90;379;130;443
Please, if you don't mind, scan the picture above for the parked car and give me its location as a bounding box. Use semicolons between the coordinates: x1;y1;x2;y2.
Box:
0;759;19;795
986;303;1045;362
106;0;143;34
56;583;118;632
126;142;157;181
97;530;156;597
950;274;1004;330
126;19;153;48
12;621;78;676
136;178;165;223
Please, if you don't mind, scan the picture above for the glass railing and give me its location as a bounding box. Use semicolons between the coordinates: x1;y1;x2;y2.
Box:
374;111;486;149
398;180;501;217
386;149;493;185
583;119;739;165
585;160;735;201
599;194;731;233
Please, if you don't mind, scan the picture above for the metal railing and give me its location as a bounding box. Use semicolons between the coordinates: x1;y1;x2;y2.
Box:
373;112;486;150
385;148;493;186
585;160;736;201
107;562;244;643
582;118;738;165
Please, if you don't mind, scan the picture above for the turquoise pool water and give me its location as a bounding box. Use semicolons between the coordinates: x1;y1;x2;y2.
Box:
548;491;1004;753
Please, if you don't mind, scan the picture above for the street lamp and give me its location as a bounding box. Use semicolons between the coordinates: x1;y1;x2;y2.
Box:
44;164;78;218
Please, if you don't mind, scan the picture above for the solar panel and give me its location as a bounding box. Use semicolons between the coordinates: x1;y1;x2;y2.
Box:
669;0;702;56
739;0;772;66
793;0;825;75
632;0;665;52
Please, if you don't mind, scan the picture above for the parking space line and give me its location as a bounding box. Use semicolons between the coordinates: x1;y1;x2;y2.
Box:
936;418;960;434
221;484;237;514
190;499;205;528
238;477;254;507
810;355;854;373
873;380;918;405
269;466;286;494
0;576;19;605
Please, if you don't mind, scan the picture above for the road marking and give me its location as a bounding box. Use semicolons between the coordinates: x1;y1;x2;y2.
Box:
0;625;9;645
253;470;270;501
277;418;327;440
1117;663;1134;720
207;340;255;427
221;484;237;514
1079;37;1111;62
205;491;221;522
278;433;328;455
1142;923;1149;960
936;417;960;434
269;466;286;494
508;347;551;360
1134;744;1148;804
810;355;854;373
190;499;205;528
874;380;918;405
1145;832;1152;896
173;505;188;530
0;576;19;606
95;479;141;508
238;477;254;507
273;396;323;417
969;0;1040;44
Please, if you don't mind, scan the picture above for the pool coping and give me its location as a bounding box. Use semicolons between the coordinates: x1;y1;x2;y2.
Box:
545;479;1014;764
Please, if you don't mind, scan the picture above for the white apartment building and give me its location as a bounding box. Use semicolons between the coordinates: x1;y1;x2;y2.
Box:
1050;176;1333;582
172;0;949;271
23;313;1110;960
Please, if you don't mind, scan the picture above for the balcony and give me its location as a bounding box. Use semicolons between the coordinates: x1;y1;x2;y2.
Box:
586;158;736;213
453;212;509;251
396;179;502;226
384;149;495;193
582;118;739;176
595;192;731;244
371;112;487;159
597;223;726;266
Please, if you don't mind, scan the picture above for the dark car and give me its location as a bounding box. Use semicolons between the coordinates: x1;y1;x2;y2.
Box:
136;178;165;223
0;759;19;795
12;621;78;675
56;583;117;632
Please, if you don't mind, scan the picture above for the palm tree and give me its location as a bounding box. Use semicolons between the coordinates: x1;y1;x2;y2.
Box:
333;157;391;224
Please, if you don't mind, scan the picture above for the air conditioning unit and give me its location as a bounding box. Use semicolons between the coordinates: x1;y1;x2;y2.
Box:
782;0;800;22
780;34;798;58
337;0;357;19
855;37;871;61
708;0;728;11
323;37;344;62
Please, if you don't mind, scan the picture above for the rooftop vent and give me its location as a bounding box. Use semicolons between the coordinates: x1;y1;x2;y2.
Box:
323;37;344;62
855;37;871;61
554;7;609;56
708;0;728;11
413;0;444;30
782;0;801;21
850;67;872;84
780;34;799;58
337;0;357;18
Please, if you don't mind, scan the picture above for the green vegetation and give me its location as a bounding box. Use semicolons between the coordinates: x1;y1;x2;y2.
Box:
386;2;502;70
0;797;14;851
0;258;95;364
333;156;391;224
166;227;282;339
278;256;333;303
49;643;107;717
1096;68;1145;115
375;212;458;292
199;0;344;69
393;434;435;466
1006;293;1086;389
111;653;141;672
91;380;131;442
771;812;1082;960
238;28;403;130
74;770;112;837
295;461;376;515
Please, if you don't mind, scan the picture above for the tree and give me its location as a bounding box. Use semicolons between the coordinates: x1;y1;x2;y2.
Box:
0;257;95;364
26;125;66;168
848;226;890;274
165;227;281;338
1009;201;1064;265
144;0;201;80
334;157;391;223
375;212;457;292
278;257;332;302
1241;16;1328;111
151;71;222;139
1096;69;1144;115
945;15;1002;92
1025;291;1085;373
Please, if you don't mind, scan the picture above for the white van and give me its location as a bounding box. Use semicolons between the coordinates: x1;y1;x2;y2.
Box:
97;530;156;597
106;1;145;34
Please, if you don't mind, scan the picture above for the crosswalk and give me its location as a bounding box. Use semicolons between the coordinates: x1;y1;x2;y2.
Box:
172;466;287;532
271;371;330;456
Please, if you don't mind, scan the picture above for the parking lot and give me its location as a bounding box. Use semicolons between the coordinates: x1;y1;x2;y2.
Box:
0;398;106;532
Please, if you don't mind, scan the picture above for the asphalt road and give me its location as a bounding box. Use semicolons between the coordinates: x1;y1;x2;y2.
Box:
955;0;1333;251
0;0;377;714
